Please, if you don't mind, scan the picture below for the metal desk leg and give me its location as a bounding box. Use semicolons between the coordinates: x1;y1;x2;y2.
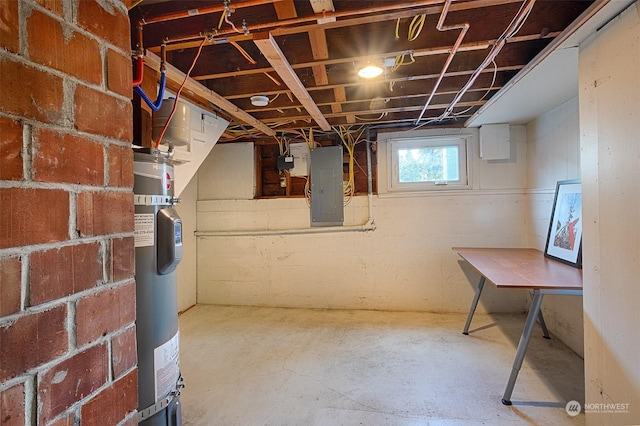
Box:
530;291;551;339
501;289;544;405
463;276;486;335
537;310;550;339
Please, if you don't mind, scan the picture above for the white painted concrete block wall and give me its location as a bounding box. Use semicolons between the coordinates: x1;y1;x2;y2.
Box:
579;3;640;424
195;127;531;313
175;175;198;312
525;97;584;357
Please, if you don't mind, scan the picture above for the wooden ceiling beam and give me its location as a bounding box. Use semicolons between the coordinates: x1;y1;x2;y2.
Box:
308;28;329;86
143;51;275;136
253;32;332;130
192;31;559;82
222;64;524;100
151;0;526;52
245;86;502;113
252;100;483;125
273;0;297;19
272;0;527;36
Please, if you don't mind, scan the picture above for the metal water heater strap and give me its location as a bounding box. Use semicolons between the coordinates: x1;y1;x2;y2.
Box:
137;375;185;422
134;194;180;206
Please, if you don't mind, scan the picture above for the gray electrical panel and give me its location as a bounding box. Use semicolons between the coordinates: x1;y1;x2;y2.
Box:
311;145;344;227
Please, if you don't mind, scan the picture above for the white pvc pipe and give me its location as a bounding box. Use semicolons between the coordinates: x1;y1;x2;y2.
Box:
195;221;376;238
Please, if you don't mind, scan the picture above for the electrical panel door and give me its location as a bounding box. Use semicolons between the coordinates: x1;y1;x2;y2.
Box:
310;146;344;227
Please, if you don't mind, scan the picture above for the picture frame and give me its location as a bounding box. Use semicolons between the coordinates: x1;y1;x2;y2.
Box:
544;179;583;268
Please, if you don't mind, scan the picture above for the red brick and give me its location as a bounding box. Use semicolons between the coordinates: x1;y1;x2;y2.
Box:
75;281;135;346
112;326;137;379
80;369;137;426
0;1;19;53
76;190;134;237
76;0;130;53
0;188;69;249
111;237;134;282
0;305;68;382
74;85;133;142
32;128;104;186
38;344;108;424
0;117;23;180
108;144;133;188
48;412;75;426
107;49;132;99
34;0;64;17
0;256;22;317
0;57;65;124
27;9;102;85
0;382;25;426
30;243;102;306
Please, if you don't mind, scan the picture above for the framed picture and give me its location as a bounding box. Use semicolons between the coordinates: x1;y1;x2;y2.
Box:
545;179;582;268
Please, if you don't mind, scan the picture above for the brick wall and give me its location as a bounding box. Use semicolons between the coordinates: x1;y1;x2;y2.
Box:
0;0;136;424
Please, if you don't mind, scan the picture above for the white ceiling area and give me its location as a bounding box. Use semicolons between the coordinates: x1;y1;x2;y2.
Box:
466;0;636;128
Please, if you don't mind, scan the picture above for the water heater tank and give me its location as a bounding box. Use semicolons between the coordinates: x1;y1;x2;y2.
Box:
152;99;190;146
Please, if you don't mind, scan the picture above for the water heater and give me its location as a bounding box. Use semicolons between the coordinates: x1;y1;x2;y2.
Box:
133;148;183;425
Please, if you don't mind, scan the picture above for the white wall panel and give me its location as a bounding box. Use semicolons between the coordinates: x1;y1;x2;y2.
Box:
175;174;198;312
525;98;584;357
198;142;255;200
579;3;640;424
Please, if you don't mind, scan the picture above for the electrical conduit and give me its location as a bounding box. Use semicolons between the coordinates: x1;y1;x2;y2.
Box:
414;0;469;124
441;0;537;118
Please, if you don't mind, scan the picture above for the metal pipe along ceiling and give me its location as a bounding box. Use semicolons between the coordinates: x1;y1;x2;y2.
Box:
414;0;469;124
140;0;283;26
159;0;444;46
415;0;538;124
441;0;537;119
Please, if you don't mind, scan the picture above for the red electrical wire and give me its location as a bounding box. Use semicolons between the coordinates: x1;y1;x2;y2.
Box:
154;37;207;149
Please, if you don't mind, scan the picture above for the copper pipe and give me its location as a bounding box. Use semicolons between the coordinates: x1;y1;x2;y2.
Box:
140;0;283;26
415;0;469;123
443;0;536;118
162;0;444;46
136;23;144;50
132;23;145;87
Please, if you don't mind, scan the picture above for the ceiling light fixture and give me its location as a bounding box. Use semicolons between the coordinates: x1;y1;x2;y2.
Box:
250;95;269;107
357;64;383;79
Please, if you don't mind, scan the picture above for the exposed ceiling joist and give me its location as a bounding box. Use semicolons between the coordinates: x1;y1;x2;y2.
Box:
308;29;329;86
192;31;559;83
253;32;332;131
130;0;600;136
309;0;335;14
143;51;275;136
273;0;297;19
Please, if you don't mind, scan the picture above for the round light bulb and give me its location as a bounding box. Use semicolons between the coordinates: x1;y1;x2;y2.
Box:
358;65;383;79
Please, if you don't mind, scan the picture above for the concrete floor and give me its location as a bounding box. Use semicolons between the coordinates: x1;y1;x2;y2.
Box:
178;305;585;426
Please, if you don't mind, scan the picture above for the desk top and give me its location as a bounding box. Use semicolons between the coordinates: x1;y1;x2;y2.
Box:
453;247;583;290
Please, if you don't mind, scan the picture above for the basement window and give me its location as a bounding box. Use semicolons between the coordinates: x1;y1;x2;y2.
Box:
388;136;470;191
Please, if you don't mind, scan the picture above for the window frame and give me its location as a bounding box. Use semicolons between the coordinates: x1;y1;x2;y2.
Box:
387;135;472;192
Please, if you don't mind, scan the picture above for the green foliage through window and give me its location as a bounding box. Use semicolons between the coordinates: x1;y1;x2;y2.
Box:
398;146;460;183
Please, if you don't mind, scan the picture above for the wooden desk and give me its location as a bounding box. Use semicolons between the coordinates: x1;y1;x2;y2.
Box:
453;247;583;405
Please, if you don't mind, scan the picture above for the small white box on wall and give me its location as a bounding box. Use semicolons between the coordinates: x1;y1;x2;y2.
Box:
480;124;511;160
289;142;310;177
